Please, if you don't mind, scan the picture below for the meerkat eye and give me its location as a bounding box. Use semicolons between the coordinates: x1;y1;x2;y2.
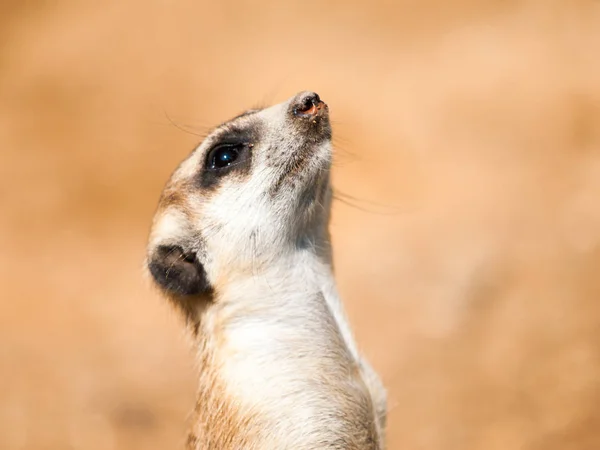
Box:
200;141;252;187
206;144;243;170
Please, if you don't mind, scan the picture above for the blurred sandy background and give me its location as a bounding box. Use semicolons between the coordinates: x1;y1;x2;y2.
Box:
1;1;600;449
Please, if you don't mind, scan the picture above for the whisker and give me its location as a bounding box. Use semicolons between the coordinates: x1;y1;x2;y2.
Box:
332;188;403;216
258;74;291;107
165;251;186;279
384;397;401;416
163;109;211;138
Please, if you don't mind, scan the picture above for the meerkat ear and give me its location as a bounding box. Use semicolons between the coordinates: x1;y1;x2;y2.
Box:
148;245;212;297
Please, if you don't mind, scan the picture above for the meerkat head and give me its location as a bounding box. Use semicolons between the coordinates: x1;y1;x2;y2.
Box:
146;91;333;304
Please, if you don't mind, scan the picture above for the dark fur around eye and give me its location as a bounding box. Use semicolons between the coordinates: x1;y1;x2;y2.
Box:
198;123;261;190
148;245;212;297
200;143;252;189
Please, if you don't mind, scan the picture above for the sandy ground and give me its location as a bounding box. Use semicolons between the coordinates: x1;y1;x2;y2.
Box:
1;1;600;449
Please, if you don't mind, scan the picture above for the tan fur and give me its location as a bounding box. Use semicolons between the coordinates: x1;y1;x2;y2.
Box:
147;92;387;449
178;291;383;450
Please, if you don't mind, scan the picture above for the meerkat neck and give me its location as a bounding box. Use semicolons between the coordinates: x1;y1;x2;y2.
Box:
189;248;381;449
216;246;360;360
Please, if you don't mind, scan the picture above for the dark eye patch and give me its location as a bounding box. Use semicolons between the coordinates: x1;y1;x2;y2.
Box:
198;123;260;190
199;142;252;189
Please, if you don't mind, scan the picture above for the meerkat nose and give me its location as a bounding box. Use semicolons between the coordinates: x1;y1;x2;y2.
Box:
292;91;328;118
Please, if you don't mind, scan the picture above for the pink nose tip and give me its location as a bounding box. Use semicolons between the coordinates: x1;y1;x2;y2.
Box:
293;92;328;117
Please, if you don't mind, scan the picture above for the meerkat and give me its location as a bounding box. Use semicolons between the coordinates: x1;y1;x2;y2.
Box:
146;91;387;449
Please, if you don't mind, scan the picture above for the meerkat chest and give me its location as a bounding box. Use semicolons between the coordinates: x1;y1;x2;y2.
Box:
194;293;380;448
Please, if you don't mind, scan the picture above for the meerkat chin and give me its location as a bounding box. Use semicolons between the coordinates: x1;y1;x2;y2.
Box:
146;91;387;449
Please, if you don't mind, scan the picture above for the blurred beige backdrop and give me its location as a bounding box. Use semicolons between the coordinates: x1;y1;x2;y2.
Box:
1;1;600;449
